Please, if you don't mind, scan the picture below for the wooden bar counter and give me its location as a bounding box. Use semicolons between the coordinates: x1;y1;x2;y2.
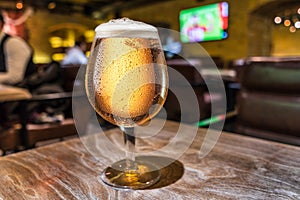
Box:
0;119;299;199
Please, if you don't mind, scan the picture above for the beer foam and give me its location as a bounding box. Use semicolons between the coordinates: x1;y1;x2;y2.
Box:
95;18;158;39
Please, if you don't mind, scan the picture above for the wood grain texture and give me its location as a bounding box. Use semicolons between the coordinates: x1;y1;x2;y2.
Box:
0;119;299;200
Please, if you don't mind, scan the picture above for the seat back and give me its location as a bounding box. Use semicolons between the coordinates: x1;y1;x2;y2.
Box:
164;58;211;123
60;64;81;92
235;56;300;145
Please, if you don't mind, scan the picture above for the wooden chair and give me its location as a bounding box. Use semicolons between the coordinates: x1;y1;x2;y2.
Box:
0;126;21;155
234;56;300;146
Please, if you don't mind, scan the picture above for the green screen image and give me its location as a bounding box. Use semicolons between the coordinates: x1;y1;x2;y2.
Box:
180;2;228;43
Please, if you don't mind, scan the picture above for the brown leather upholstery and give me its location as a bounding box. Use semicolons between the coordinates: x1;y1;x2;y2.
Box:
163;58;211;123
235;56;300;146
60;64;81;92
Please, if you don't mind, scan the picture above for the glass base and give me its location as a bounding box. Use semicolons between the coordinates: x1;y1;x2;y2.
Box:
100;159;161;190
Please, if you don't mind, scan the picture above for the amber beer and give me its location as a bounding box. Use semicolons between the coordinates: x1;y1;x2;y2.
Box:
85;18;169;189
86;20;168;127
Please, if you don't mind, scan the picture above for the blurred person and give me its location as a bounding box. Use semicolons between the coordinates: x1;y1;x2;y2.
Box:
61;40;88;66
0;12;36;85
0;12;36;130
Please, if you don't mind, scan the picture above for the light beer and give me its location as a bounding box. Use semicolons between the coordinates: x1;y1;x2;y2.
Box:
86;19;168;127
85;18;168;189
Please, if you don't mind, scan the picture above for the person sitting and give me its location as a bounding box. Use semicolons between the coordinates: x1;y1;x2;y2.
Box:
0;13;36;85
61;40;88;66
0;12;37;130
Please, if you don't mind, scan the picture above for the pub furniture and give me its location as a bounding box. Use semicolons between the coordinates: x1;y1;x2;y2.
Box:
0;64;84;153
165;57;233;123
0;119;298;199
234;56;300;146
165;58;208;123
0;84;32;154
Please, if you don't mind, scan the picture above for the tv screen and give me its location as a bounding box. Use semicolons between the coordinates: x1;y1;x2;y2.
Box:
179;2;229;43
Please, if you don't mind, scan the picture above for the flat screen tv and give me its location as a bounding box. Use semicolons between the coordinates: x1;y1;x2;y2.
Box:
179;2;229;43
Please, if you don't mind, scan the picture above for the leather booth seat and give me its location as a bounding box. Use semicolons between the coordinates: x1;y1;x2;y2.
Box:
163;57;226;124
234;56;300;146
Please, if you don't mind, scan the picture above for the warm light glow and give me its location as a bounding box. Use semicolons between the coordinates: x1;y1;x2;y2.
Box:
289;26;296;32
284;19;291;26
62;40;74;47
84;30;95;43
49;36;63;48
274;16;282;24
295;21;300;28
16;2;23;9
48;2;56;10
92;11;102;19
52;53;65;61
273;11;300;33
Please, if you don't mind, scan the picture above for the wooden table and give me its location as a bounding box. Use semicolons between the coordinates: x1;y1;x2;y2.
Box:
0;119;299;199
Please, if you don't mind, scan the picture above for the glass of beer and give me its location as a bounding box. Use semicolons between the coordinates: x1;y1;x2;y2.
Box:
85;18;168;189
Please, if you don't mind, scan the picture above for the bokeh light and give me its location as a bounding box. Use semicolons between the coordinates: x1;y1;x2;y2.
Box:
284;19;291;26
274;16;282;24
289;26;296;33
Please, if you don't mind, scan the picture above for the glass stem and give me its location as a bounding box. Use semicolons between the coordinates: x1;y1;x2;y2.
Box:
121;127;137;172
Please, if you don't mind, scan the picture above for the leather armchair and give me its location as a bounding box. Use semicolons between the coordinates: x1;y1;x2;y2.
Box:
234;56;300;146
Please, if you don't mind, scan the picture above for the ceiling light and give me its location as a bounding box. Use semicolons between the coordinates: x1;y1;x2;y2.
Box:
295;21;300;28
284;19;291;26
289;26;296;32
16;1;23;9
274;16;282;24
48;2;56;10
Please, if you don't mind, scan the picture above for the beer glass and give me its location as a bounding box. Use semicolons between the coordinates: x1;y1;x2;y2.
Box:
85;18;168;189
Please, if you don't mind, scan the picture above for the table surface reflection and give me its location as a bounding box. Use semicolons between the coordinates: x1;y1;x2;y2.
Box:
0;119;299;199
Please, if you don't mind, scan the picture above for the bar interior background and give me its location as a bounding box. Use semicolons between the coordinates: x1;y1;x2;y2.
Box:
0;0;300;65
